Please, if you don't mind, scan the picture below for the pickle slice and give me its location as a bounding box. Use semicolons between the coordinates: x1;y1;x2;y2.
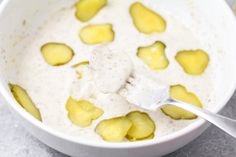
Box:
75;0;107;22
72;61;90;79
66;97;103;127
95;116;132;142
127;133;154;142
41;42;74;66
126;111;155;141
175;49;209;75
130;2;166;34
76;71;83;79
9;84;42;121
79;24;114;44
161;85;203;119
143;133;154;140
72;61;89;68
137;41;169;70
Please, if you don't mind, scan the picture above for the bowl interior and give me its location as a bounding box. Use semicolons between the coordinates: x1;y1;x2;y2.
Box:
0;0;236;148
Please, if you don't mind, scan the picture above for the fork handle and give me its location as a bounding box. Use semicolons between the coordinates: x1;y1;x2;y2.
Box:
166;98;236;138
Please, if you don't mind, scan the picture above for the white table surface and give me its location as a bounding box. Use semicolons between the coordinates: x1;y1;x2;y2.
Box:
0;0;236;157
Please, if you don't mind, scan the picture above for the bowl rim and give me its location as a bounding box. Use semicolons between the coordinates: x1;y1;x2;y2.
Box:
0;0;236;149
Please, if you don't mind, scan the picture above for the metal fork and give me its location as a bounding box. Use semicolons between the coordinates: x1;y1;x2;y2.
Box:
119;74;236;138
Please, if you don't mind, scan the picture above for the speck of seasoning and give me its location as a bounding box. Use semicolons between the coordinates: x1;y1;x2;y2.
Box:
22;20;26;26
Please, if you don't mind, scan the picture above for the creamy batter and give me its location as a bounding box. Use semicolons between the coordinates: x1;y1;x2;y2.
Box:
6;0;218;142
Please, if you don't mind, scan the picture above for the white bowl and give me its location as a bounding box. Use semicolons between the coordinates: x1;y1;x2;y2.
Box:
0;0;236;156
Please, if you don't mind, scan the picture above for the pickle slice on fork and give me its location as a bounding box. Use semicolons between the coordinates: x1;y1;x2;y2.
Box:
161;85;203;119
